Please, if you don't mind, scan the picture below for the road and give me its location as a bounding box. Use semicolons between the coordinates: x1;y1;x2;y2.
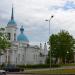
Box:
6;74;32;75
7;73;42;75
6;74;26;75
7;73;33;75
5;66;75;75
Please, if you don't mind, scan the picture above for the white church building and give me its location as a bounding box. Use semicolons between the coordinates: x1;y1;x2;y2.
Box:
0;7;48;65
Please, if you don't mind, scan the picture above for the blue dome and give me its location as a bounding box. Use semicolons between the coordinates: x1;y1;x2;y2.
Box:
7;19;16;26
17;26;29;42
17;33;29;42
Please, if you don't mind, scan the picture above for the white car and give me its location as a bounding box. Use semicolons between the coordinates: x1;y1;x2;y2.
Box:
0;70;6;75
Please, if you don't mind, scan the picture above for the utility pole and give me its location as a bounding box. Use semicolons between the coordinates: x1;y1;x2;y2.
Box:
45;15;54;69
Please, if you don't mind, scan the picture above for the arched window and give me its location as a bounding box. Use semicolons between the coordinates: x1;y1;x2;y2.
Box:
14;33;16;41
18;54;20;62
8;33;11;40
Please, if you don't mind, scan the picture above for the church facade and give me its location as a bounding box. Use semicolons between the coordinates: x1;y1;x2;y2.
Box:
0;7;48;65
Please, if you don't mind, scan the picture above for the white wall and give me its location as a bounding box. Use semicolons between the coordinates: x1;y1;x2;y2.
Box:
6;26;17;42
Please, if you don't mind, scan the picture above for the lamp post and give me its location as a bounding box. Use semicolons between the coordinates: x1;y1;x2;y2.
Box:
45;15;54;69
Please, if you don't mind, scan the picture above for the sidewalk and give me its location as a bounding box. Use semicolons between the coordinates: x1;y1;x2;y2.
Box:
24;66;75;72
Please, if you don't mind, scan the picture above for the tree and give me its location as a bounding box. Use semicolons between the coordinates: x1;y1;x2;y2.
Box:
0;28;10;54
46;30;75;64
0;28;10;65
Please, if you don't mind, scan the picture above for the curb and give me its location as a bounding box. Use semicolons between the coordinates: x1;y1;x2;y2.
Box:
7;72;75;75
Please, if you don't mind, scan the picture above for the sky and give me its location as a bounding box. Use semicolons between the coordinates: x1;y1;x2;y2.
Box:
0;0;75;45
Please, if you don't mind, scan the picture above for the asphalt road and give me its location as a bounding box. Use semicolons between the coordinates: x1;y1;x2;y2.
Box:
5;66;75;75
7;74;32;75
6;73;75;75
6;74;26;75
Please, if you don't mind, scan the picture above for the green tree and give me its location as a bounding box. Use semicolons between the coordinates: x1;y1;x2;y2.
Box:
46;30;75;64
0;28;10;54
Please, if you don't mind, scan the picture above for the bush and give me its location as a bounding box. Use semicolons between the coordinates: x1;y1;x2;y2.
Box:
16;64;61;69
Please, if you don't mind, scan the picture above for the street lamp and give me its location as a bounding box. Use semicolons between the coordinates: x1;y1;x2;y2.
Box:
45;15;54;69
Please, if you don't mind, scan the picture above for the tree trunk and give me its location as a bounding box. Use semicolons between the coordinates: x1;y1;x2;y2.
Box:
57;57;63;64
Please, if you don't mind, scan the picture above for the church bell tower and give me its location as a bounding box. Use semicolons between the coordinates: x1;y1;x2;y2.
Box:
6;6;17;42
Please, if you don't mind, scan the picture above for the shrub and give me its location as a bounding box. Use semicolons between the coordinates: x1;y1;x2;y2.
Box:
16;64;61;69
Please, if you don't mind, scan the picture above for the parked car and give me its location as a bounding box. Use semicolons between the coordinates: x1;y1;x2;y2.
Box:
0;70;6;75
2;64;24;72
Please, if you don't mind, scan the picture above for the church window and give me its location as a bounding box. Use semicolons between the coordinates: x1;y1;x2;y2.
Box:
14;33;16;41
8;33;11;40
34;54;35;59
22;55;24;64
18;54;20;62
15;50;16;54
16;57;17;64
6;56;7;62
40;60;42;64
36;55;37;60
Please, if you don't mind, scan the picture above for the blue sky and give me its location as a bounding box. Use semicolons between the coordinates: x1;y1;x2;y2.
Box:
0;0;75;45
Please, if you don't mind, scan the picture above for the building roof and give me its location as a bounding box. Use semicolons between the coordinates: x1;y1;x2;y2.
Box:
17;26;29;42
7;19;16;26
7;6;17;26
17;33;29;42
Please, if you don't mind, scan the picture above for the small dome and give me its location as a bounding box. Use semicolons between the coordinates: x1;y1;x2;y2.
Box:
17;26;29;43
17;34;29;42
7;19;16;26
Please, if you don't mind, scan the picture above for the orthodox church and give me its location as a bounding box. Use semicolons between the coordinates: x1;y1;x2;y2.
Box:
0;7;48;65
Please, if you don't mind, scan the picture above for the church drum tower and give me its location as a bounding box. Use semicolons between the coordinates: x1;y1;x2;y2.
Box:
6;6;17;42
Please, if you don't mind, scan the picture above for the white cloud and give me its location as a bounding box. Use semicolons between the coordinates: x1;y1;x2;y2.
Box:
1;0;75;45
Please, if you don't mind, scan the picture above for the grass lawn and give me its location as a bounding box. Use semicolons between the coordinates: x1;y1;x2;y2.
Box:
62;63;75;66
25;69;75;74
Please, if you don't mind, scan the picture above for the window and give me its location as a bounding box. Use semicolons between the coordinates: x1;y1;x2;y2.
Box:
18;54;20;62
34;54;35;59
14;33;16;41
22;55;24;64
16;57;17;64
6;56;7;62
8;33;11;40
